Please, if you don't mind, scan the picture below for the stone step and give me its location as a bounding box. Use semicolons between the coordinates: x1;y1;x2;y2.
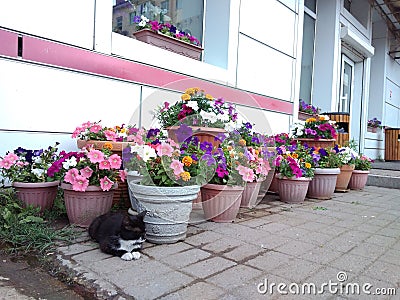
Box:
367;168;400;189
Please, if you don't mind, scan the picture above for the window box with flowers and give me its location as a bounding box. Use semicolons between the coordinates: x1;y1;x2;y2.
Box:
154;87;239;148
132;16;203;60
292;115;338;148
298;99;320;121
367;118;382;133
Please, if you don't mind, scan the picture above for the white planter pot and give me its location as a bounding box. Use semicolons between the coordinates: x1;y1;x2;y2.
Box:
307;168;340;200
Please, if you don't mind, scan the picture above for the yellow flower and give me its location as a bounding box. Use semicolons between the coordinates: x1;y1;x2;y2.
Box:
182;156;193;167
185;88;195;95
193;87;200;92
305;162;311;169
306;117;317;123
205;94;213;100
180;171;191;181
239;139;246;146
103;142;113;150
120;128;126;133
255;149;259;155
292;153;299;159
115;126;121;131
181;93;191;101
319;116;325;121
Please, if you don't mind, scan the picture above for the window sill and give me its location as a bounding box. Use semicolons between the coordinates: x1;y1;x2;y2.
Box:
111;32;232;87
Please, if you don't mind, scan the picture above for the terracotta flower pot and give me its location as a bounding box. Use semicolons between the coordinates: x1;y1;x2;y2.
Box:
167;126;226;148
277;176;311;204
13;181;59;213
201;184;244;222
307;168;340;200
348;170;370;190
295;138;336;149
61;183;115;228
335;164;355;192
240;181;262;208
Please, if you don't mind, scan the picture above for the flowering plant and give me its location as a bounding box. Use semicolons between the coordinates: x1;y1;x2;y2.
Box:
332;145;358;165
299;99;320;115
274;143;314;179
124;126;215;187
134;15;201;47
309;146;342;168
48;146;124;192
354;154;373;171
367;118;382;128
154;87;238;129
72;121;134;142
0;144;61;185
274;133;296;147
292;116;338;140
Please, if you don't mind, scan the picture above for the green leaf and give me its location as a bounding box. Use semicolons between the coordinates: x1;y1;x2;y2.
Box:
19;216;44;224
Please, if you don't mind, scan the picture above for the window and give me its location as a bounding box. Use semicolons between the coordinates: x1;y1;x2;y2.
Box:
342;0;369;28
112;0;204;43
299;3;317;104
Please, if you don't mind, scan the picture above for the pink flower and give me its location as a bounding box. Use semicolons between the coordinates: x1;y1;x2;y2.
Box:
81;121;92;129
5;153;18;163
119;170;127;182
72;175;89;192
237;166;255;182
72;126;83;138
170;159;184;176
167;139;179;148
156;142;174;157
90;124;102;133
64;168;79;184
100;176;114;191
80;166;93;178
99;160;111;170
104;130;118;141
0;158;13;169
87;149;104;163
108;154;122;169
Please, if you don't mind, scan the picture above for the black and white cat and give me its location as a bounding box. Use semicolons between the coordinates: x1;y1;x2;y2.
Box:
88;211;146;261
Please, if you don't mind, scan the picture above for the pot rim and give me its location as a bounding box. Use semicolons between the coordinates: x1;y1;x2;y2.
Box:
313;168;341;175
130;182;200;194
60;182;117;192
352;170;370;174
275;174;312;181
13;180;60;188
201;183;245;191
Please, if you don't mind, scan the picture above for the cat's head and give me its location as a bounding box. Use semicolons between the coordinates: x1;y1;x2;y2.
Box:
120;211;146;240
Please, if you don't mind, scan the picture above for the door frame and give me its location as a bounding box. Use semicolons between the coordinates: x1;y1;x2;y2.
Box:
338;54;355;113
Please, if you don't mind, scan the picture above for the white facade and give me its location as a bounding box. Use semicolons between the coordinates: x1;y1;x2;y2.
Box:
0;0;400;160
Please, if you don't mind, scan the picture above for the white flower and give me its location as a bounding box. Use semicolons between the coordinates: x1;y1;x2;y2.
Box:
138;20;147;27
131;145;157;162
219;112;230;122
62;156;77;169
200;111;218;124
140;15;149;22
224;121;236;131
32;168;45;178
186;101;199;111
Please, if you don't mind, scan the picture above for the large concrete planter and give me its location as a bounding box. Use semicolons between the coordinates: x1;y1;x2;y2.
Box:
129;183;199;244
61;183;115;227
13;181;59;213
307;168;340;200
127;171;143;212
200;184;244;222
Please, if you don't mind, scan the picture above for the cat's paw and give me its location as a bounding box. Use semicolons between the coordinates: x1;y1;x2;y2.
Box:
121;253;134;261
131;252;141;260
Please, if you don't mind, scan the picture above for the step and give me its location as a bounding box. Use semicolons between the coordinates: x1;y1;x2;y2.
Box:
367;168;400;189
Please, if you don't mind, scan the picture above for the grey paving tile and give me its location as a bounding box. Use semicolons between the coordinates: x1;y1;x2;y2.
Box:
58;242;97;256
348;242;389;259
378;249;400;266
376;227;400;238
237;217;273;228
161;248;211;268
201;237;243;253
256;222;293;233
184;230;224;247
300;246;344;265
182;257;236;278
354;275;398;299
361;260;400;286
275;240;318;257
329;253;374;275
143;241;192;259
246;250;295;271
122;270;194;299
160;282;226;300
206;265;263;290
222;243;267;262
269;257;323;282
364;234;398;247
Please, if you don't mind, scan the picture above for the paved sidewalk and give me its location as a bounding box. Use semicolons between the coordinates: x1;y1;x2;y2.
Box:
56;186;400;299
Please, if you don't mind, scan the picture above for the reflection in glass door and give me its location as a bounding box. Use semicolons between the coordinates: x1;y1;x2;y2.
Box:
339;55;354;113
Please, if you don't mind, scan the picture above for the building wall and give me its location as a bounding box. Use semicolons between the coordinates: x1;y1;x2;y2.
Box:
0;0;300;157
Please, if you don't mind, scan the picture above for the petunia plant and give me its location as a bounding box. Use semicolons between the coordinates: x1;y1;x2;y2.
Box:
48;146;124;192
292;115;338;140
72;120;134;142
154;87;238;129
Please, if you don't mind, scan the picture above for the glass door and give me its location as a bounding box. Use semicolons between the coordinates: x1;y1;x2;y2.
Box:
339;55;355;113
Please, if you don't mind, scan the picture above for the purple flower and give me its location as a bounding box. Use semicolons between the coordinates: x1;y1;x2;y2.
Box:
175;124;193;143
215;133;227;143
214;98;225;106
122;147;133;162
147;128;160;139
319;148;328;156
200;141;213;153
201;153;216;166
244;122;252;129
133;15;141;23
216;166;228;178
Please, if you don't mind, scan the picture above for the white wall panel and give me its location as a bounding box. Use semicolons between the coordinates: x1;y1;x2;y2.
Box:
240;0;296;57
385;79;400;108
384;103;399;128
0;59;141;133
0;0;95;49
237;35;293;101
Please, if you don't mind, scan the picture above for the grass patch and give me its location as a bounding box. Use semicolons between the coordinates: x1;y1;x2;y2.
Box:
312;206;327;211
0;188;78;255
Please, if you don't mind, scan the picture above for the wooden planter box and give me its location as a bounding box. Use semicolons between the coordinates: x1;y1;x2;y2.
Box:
133;29;203;60
322;112;350;147
385;128;400;161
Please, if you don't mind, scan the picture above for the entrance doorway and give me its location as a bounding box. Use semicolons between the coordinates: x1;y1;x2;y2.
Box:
339;55;355;113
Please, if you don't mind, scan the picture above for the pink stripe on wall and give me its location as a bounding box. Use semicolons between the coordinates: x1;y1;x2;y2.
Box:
0;29;18;58
1;33;293;114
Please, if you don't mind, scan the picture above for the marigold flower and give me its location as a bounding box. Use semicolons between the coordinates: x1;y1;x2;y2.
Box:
193;87;200;92
227;145;233;151
291;153;299;159
181;93;191;101
185;88;195;95
306;117;317;123
305;162;311;169
319;116;325;121
103;142;113;150
182;156;193;167
239;139;246;146
180;171;191;181
205;94;213;100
